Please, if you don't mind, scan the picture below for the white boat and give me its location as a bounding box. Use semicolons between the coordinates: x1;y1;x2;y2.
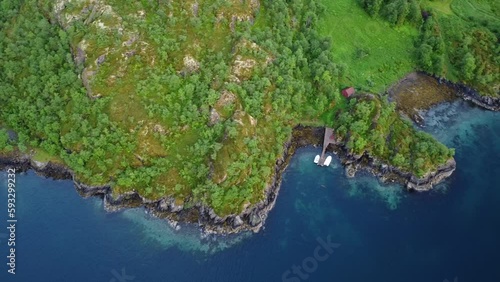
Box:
324;156;332;166
313;155;320;164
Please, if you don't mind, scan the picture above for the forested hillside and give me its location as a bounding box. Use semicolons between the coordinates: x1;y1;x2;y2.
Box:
1;0;454;217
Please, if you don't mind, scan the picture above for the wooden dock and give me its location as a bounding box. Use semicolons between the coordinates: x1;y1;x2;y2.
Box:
318;127;334;166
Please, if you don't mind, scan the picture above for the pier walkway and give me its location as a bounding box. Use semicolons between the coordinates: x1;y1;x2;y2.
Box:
318;127;334;166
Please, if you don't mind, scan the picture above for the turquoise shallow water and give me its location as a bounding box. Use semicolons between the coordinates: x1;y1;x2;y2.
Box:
0;100;499;282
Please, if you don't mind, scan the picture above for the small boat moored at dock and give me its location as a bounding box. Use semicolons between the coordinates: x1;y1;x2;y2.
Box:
324;156;332;166
314;155;320;164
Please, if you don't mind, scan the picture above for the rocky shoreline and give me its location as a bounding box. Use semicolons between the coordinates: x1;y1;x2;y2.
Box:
330;142;456;192
0;123;456;234
294;127;456;192
388;72;499;126
435;76;500;112
0;126;322;235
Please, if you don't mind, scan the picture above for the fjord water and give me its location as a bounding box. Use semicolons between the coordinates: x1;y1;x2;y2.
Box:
1;100;499;282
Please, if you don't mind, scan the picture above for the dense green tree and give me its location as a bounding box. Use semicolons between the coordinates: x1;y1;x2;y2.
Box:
461;53;477;81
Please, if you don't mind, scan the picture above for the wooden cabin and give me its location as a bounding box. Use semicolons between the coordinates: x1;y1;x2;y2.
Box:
342;87;355;98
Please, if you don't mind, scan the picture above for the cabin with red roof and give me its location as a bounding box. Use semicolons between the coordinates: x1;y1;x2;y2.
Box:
341;87;355;98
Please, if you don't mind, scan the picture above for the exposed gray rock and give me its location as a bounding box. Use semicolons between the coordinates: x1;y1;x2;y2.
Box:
31;160;47;170
75;47;86;66
96;54;106;65
158;197;184;213
74;180;109;197
81;68;95;97
249;213;261;227
209;108;220;126
104;191;143;212
413;111;425;126
345;164;356;178
233;216;243;228
123;35;137;47
192;2;199;17
124;50;136;58
182;55;200;73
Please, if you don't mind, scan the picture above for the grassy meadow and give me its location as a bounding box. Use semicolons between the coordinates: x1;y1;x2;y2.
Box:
318;0;419;93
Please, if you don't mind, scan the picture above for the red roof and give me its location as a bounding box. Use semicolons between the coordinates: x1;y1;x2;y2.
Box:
342;87;355;98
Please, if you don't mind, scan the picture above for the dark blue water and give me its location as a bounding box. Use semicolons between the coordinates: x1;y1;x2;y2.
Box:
1;100;499;282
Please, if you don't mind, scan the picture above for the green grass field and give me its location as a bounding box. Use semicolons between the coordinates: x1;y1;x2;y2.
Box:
450;0;500;31
422;0;499;25
318;0;419;93
424;0;455;15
